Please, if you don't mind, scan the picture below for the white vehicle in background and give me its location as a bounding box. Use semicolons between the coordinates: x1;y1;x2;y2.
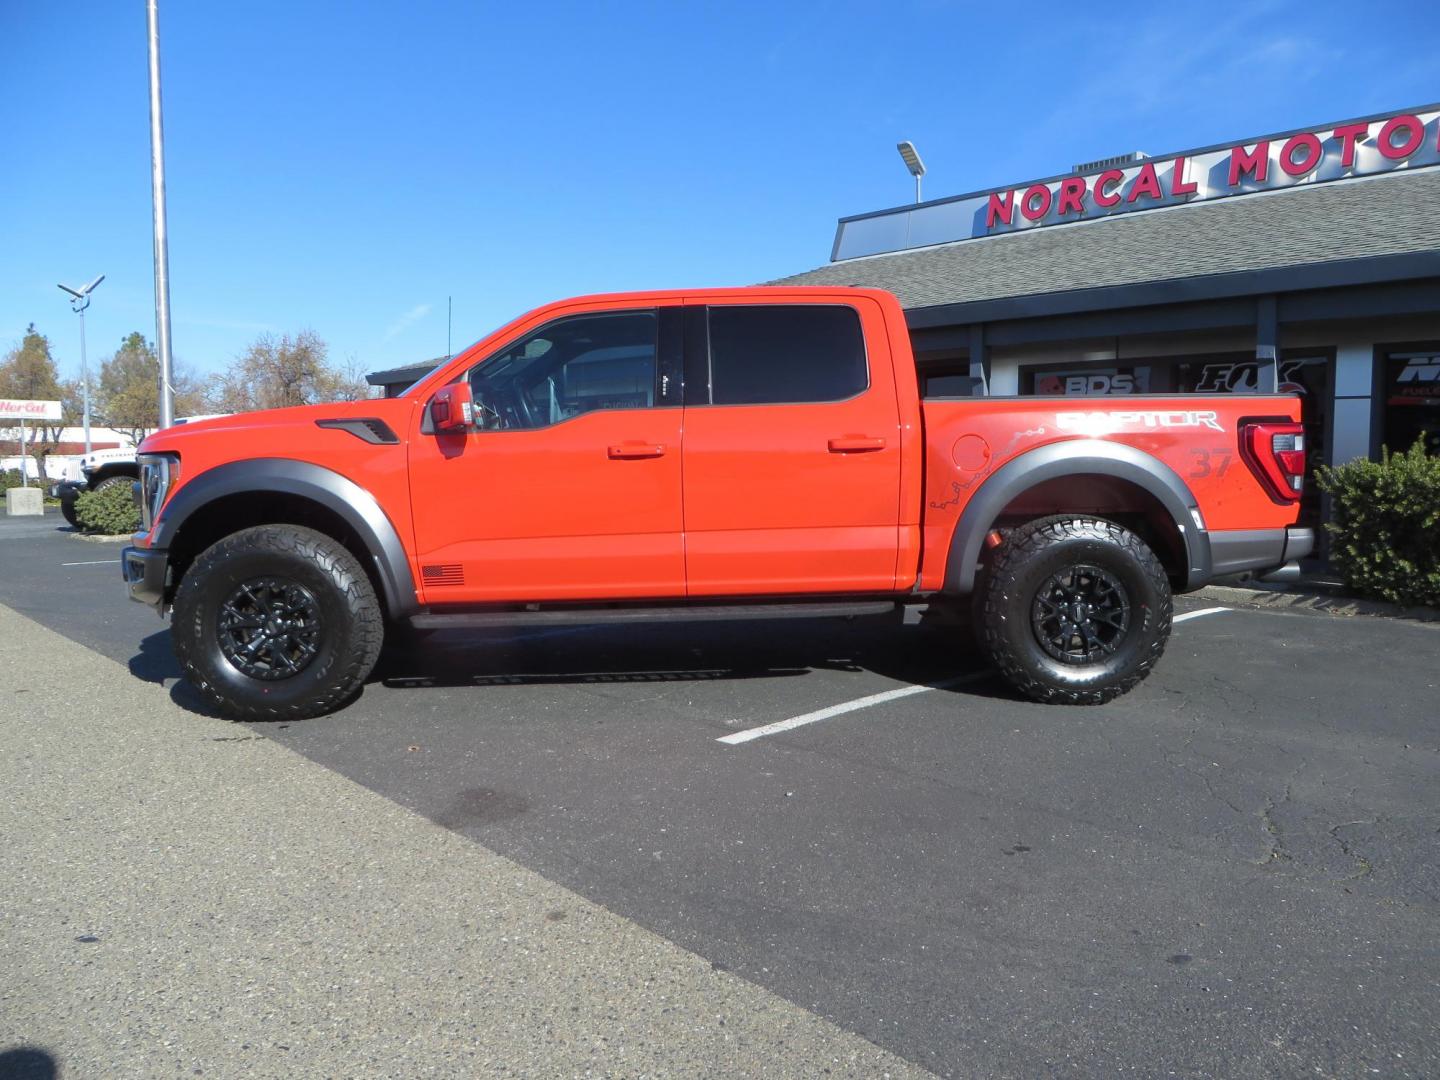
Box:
51;415;228;527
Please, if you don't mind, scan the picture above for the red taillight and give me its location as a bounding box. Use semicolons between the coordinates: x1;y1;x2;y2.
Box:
1241;421;1306;503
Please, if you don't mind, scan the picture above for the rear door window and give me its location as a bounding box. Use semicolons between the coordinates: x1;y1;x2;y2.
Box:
704;305;867;406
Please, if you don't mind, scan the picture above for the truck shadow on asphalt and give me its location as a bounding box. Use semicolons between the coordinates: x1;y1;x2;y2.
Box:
374;616;1008;703
0;1046;57;1080
129;616;1014;722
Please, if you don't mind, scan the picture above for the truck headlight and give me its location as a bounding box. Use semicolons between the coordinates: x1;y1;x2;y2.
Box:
137;454;181;530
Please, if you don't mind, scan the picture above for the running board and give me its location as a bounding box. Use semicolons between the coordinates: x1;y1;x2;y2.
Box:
408;599;901;631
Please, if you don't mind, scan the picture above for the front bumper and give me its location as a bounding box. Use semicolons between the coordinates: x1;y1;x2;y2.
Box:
121;543;169;613
50;479;85;501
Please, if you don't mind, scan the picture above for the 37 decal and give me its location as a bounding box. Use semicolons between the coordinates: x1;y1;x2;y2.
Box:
1188;448;1234;479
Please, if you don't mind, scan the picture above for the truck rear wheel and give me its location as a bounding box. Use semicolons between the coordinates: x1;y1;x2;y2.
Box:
977;516;1172;705
171;525;384;720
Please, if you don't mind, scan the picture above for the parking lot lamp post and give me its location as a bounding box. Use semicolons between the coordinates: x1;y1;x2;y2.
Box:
897;141;926;204
57;274;104;456
147;0;175;429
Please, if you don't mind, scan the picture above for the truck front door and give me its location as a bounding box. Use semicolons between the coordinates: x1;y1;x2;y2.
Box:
680;298;903;595
408;304;685;603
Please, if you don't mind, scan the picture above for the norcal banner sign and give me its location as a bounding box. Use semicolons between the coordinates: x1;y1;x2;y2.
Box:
833;105;1440;259
0;399;62;422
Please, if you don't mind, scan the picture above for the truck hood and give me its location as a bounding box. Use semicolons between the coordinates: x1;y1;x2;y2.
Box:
138;399;415;456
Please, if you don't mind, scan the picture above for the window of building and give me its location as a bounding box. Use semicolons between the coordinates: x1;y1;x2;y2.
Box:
1382;349;1440;456
1025;364;1159;396
705;305;867;406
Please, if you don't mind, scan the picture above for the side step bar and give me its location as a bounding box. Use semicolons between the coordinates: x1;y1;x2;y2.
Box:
408;599;901;631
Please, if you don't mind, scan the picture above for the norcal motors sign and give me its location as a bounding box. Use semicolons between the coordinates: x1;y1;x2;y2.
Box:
832;106;1440;259
0;399;62;421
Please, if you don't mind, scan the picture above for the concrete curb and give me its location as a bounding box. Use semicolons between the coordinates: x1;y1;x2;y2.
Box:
70;531;130;543
1193;582;1440;625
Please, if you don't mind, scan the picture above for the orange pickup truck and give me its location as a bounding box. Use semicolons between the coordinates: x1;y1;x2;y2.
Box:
123;287;1310;719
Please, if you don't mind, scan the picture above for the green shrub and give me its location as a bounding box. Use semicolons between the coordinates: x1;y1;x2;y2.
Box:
74;480;141;535
1316;438;1440;607
2;468;42;492
1;469;60;503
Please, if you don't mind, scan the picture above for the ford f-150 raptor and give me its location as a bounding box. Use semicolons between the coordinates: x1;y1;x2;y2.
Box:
122;288;1310;719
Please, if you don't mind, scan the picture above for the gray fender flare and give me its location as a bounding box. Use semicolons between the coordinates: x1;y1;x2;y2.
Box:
942;439;1212;594
152;458;418;617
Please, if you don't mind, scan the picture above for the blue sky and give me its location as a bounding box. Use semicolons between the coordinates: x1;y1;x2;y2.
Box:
2;0;1437;382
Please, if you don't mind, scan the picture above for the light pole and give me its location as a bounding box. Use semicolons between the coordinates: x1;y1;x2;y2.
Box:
57;274;105;455
147;0;176;429
897;140;926;204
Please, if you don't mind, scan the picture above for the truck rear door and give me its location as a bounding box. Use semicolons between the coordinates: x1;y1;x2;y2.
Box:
680;297;903;595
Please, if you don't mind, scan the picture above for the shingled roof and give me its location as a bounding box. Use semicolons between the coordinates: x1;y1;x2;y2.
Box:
773;169;1440;312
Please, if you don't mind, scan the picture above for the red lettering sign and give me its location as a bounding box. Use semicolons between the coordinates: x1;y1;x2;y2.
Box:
1280;132;1322;177
1020;184;1052;221
1171;156;1198;196
986;190;1015;228
1229;142;1270;185
1094;169;1123;207
1126;162;1163;203
1056;176;1086;215
1378;114;1424;159
1332;122;1368;167
977;110;1432;238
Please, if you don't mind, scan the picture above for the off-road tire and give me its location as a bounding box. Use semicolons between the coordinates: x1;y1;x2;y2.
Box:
93;474;135;496
59;496;79;527
171;525;384;720
977;515;1172;705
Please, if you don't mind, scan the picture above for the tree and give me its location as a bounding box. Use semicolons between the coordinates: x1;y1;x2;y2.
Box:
205;331;370;413
96;331;204;444
0;324;68;479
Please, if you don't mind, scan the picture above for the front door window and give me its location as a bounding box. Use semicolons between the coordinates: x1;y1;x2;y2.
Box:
468;311;658;430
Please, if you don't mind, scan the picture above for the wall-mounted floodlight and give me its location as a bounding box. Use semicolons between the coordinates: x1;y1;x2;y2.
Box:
897;140;926;204
57;274;105;455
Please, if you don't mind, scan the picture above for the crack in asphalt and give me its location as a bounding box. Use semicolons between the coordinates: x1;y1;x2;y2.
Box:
1161;745;1247;816
1258;782;1295;864
1327;820;1377;881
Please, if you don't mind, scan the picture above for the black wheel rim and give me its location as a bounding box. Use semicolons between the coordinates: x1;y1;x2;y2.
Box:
1031;565;1131;665
217;577;322;680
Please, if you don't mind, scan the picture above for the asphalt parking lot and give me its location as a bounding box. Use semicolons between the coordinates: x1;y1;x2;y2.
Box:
3;509;1438;1077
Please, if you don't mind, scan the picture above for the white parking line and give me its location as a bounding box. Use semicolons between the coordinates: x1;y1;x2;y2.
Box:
61;560;117;567
717;672;990;746
1173;606;1230;623
720;605;1235;746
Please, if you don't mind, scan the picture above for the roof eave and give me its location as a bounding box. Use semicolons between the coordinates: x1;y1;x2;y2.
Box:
903;250;1440;328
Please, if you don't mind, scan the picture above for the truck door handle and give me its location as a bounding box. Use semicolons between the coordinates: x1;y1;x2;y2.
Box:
608;443;667;459
827;437;887;453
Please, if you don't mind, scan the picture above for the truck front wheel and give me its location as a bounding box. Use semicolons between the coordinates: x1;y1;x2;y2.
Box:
977;516;1172;705
171;525;384;720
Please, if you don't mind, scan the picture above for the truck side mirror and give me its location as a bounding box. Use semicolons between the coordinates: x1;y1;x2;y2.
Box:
430;382;473;433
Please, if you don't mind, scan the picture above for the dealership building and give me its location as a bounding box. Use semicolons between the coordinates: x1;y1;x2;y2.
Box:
776;104;1440;539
